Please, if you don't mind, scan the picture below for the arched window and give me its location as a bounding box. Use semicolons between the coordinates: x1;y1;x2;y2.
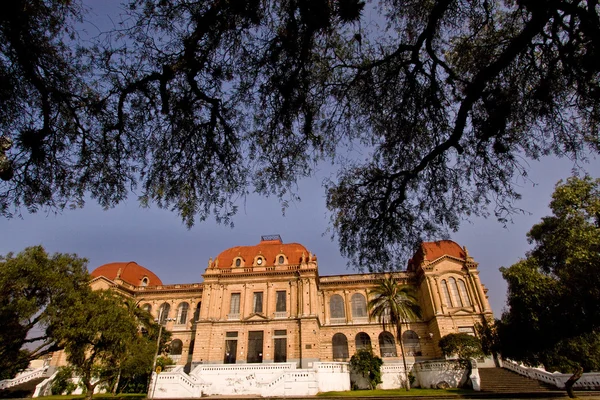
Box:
355;332;372;351
351;293;367;318
332;333;349;361
158;303;170;325
330;294;345;319
235;258;241;267
402;330;421;356
378;332;397;357
448;277;463;307
176;302;189;324
170;339;183;356
278;255;285;264
141;277;149;287
441;280;452;307
458;279;472;306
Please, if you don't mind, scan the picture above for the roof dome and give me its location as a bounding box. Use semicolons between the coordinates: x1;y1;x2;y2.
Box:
90;261;163;286
408;240;467;270
212;235;311;268
421;240;466;261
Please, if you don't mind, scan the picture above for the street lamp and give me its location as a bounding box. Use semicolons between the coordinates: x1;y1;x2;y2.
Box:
149;309;175;399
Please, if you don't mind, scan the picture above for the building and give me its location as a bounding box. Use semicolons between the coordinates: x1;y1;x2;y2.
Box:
50;235;493;396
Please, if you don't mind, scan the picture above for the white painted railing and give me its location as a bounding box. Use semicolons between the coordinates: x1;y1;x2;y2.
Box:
503;359;600;390
0;367;51;390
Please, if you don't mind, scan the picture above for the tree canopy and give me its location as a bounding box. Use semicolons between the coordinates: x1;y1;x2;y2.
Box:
51;290;157;399
438;333;485;361
497;176;600;392
0;246;90;379
1;0;599;269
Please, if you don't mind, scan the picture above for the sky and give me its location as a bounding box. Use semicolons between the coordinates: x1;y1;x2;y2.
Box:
2;152;598;318
1;1;599;320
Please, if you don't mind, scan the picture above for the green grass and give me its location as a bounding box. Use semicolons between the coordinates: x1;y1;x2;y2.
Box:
318;388;474;397
31;394;146;400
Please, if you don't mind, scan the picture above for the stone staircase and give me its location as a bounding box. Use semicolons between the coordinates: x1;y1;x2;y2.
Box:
479;367;556;393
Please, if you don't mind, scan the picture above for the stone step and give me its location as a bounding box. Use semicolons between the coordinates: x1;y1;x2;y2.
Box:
478;368;556;392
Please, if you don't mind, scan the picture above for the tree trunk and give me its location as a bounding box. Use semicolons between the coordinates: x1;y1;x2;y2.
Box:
397;324;410;391
565;366;583;399
85;381;95;400
112;368;121;394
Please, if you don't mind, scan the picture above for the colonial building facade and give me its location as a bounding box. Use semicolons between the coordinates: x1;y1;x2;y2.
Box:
60;235;491;373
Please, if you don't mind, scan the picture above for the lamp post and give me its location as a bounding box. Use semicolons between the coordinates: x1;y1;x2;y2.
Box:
149;307;174;399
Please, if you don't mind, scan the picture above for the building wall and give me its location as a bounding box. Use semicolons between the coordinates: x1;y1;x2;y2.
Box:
53;239;493;370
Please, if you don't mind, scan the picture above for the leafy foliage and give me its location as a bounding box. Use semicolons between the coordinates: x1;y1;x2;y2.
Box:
368;277;421;390
350;348;383;390
0;246;90;379
2;1;600;269
497;176;600;374
51;290;146;399
438;333;485;360
50;366;77;395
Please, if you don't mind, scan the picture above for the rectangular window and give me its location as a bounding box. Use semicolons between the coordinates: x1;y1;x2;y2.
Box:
276;291;286;312
253;292;263;313
230;293;240;314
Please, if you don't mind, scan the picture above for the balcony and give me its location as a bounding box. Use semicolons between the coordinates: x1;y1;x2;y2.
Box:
273;312;287;319
227;313;240;320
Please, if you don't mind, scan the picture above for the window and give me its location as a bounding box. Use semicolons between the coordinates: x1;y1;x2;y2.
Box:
448;277;463;307
351;293;367;318
379;332;397;357
458;279;472;306
278;255;285;264
253;292;263;313
158;303;170;325
441;280;452;307
276;291;286;312
224;332;238;364
229;293;240;314
330;294;345;319
355;332;371;351
256;257;263;265
402;330;421;356
332;333;349;361
235;258;241;267
176;302;189;324
141;277;149;286
170;339;183;356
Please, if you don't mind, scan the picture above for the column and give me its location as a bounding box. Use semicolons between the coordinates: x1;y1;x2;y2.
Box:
473;274;491;312
426;276;441;315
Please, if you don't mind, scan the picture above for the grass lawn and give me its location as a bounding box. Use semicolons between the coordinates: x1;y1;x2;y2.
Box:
318;388;474;397
28;394;147;400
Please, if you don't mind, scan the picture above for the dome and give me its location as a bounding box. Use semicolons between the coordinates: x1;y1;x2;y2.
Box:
90;261;163;286
408;240;467;270
212;235;311;268
421;240;466;261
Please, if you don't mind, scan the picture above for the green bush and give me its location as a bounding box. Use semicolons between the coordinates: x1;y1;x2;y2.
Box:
51;366;77;395
350;348;383;390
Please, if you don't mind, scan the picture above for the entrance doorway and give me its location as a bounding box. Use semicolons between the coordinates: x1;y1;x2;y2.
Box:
247;331;263;363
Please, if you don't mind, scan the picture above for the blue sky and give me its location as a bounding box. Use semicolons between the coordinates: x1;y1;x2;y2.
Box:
1;1;598;320
2;152;598;318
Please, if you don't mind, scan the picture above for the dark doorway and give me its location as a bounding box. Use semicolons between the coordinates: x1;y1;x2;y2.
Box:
274;338;287;362
247;331;264;363
224;340;237;363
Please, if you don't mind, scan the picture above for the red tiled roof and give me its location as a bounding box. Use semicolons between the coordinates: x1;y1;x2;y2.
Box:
90;261;163;286
408;240;466;270
213;237;310;268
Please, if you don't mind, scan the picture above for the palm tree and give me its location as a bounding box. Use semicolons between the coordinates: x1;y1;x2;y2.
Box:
368;277;421;391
